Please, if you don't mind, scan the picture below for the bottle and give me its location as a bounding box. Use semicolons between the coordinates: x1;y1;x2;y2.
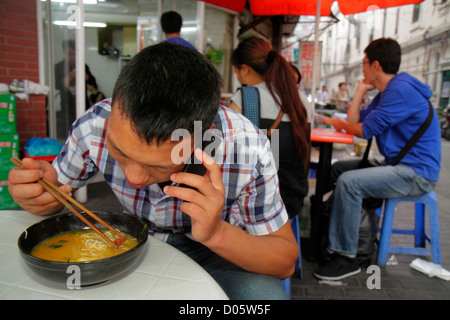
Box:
8;103;14;123
12;141;18;159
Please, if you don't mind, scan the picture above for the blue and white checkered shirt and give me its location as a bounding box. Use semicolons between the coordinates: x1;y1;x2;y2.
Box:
54;99;288;239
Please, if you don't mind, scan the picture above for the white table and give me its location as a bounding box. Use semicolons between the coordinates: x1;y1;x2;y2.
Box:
0;210;228;300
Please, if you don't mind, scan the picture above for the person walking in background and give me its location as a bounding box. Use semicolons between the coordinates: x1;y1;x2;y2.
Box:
87;77;106;106
54;39;97;139
316;85;329;107
160;11;196;50
229;36;310;220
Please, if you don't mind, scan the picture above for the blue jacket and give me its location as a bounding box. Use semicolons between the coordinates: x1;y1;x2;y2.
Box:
165;37;196;50
361;72;441;181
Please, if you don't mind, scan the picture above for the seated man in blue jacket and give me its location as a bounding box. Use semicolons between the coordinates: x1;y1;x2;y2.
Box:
316;38;441;280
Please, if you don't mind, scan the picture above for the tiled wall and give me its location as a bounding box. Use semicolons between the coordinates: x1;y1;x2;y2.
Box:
0;0;47;148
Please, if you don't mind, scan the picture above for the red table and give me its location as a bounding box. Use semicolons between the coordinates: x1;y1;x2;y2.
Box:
311;128;354;144
309;128;354;259
24;153;57;162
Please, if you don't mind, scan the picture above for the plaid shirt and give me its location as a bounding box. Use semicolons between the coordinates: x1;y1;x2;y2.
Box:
54;99;288;239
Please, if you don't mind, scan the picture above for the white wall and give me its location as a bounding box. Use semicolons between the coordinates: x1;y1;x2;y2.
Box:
85;27;121;98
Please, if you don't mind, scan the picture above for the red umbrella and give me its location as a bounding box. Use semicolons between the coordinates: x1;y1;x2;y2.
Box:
202;0;423;15
201;0;424;108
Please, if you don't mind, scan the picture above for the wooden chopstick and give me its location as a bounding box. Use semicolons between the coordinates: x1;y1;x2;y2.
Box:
41;181;120;248
11;158;126;248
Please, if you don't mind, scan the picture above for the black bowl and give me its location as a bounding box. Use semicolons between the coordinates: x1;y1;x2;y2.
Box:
18;211;148;287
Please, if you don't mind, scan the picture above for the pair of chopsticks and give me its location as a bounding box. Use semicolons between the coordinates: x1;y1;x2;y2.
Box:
11;158;126;248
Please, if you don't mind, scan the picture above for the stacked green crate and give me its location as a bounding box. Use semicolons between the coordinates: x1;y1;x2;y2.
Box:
0;94;20;209
0;170;19;210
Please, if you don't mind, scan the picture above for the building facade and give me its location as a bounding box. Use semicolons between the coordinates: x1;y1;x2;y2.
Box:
298;0;450;108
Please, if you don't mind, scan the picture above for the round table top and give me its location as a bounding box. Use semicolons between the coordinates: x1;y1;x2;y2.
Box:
0;210;228;300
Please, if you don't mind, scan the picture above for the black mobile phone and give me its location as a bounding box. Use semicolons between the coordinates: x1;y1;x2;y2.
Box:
175;135;217;190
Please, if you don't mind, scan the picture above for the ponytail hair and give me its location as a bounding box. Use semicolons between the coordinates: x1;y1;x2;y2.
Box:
231;36;309;168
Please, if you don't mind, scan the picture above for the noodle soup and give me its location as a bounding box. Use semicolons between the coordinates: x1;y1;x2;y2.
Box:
31;229;139;262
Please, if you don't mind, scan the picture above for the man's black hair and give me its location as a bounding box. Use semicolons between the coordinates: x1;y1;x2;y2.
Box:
160;11;183;34
364;38;401;75
112;42;222;145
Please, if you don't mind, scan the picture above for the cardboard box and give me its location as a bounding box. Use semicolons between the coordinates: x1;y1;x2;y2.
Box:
0;94;17;134
0;133;19;172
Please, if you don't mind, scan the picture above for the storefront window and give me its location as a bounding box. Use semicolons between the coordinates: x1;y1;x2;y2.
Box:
440;70;450;108
41;1;79;143
163;0;199;48
204;6;236;94
40;0;238;141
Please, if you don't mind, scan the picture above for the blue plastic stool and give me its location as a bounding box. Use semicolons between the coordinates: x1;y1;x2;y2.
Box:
281;215;303;298
377;191;441;266
281;277;291;299
290;215;303;277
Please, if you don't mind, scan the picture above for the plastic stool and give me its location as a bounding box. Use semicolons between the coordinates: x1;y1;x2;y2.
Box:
377;191;441;266
309;168;317;179
290;215;303;278
281;277;291;299
281;215;303;298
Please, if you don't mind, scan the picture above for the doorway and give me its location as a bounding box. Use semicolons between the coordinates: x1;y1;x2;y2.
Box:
40;0;238;143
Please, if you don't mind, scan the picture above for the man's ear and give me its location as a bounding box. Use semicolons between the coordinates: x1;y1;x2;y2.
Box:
372;60;383;73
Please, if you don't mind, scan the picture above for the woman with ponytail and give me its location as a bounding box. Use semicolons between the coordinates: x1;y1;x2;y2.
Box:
230;36;311;218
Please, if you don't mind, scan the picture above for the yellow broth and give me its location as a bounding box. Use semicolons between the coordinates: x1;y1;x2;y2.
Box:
31;229;139;262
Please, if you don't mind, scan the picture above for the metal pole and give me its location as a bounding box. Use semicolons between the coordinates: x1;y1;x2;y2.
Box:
36;0;45;86
197;0;205;53
74;0;87;203
75;0;85;120
311;0;321;126
45;1;57;139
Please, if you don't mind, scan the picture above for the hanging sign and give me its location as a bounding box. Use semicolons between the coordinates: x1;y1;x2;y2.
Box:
298;41;321;92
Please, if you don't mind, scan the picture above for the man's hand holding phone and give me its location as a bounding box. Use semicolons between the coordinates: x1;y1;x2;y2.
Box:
163;148;225;244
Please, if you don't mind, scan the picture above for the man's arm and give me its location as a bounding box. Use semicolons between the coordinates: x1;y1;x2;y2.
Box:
228;101;242;114
202;218;298;279
323;117;365;138
322;79;376;138
163;148;298;279
347;80;375;123
8;158;72;215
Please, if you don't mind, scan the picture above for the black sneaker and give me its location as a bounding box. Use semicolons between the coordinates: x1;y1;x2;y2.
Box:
314;253;361;280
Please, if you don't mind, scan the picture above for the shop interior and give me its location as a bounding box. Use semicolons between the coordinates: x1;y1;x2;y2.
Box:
40;0;237;143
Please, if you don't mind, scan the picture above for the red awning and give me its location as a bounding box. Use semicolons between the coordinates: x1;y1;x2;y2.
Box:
201;0;425;124
202;0;423;16
202;0;247;12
